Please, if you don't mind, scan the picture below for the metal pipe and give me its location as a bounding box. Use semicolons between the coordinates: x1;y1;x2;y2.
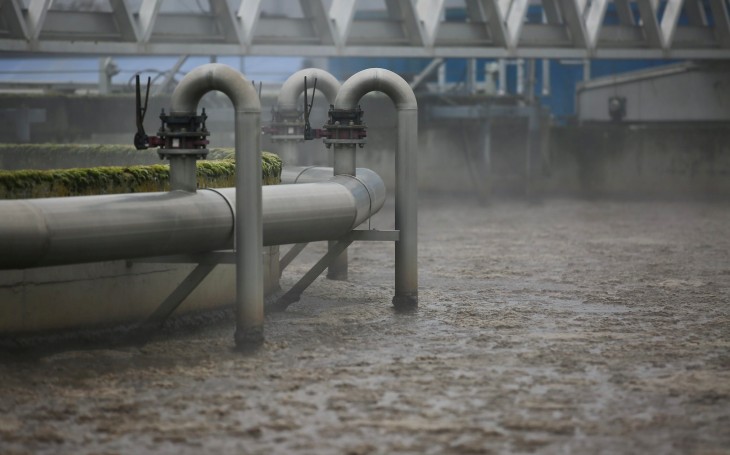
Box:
281;166;381;185
334;68;418;310
277;68;341;113
498;59;507;95
275;69;345;279
169;157;198;192
542;59;551;96
0;191;234;269
466;58;476;94
0;170;385;268
517;58;525;95
169;63;262;347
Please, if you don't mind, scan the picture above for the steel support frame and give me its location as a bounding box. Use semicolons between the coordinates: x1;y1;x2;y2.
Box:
136;229;400;322
3;0;729;60
270;230;400;312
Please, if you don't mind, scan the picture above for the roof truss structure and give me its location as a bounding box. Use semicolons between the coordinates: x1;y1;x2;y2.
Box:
0;0;728;59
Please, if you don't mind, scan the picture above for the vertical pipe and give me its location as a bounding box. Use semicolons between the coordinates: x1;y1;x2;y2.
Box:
498;59;506;95
277;141;299;168
276;68;346;280
394;108;418;309
438;62;446;92
516;59;524;95
170;63;262;348
329;142;356;280
236;109;263;346
334;68;418;311
168;157;197;192
466;58;476;94
542;59;551;96
277;68;341;113
333;144;356;176
526;59;536;103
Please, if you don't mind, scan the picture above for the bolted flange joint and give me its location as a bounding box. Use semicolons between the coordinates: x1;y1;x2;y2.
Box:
322;105;367;149
156;108;210;160
263;108;306;143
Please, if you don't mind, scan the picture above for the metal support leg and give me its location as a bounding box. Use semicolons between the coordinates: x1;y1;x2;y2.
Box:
141;263;217;330
329;143;356;281
280;242;308;272
269;239;353;312
326;239;348;280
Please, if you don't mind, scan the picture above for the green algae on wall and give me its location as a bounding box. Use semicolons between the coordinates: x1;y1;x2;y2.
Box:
0;144;284;178
0;152;282;199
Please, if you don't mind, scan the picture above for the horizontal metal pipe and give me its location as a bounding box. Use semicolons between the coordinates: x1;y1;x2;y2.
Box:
0;171;385;270
281;166;382;186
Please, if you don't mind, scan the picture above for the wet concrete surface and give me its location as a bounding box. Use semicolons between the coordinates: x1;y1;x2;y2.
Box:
1;195;729;454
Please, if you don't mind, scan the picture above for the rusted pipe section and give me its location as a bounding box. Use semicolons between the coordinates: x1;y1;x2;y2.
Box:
335;68;419;310
170;63;263;348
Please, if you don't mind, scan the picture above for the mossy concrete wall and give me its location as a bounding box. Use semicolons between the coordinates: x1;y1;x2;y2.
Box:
0;147;281;198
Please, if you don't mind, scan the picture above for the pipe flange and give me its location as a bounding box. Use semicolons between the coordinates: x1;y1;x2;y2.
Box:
157;148;209;160
322;106;367;148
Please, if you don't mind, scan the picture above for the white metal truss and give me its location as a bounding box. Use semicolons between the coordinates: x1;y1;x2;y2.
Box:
0;0;729;58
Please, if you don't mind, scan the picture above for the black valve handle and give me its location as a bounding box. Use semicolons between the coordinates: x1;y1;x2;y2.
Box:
303;76;318;140
134;74;152;150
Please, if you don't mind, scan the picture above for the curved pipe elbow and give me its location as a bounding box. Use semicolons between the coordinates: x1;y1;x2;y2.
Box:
277;68;341;113
335;68;417;111
170;63;260;115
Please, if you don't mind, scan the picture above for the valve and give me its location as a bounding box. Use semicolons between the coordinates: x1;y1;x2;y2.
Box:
262;76;318;142
302;76;318;140
132;74;209;160
321;105;367;148
261;75;367;147
134;74;163;150
154;108;210;160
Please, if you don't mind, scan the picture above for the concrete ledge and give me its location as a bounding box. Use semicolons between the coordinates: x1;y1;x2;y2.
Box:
0;246;279;337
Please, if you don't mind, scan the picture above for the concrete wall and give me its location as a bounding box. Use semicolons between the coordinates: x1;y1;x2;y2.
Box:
577;63;730;123
544;124;730;198
2;91;728;199
0;248;280;337
309;95;730;199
